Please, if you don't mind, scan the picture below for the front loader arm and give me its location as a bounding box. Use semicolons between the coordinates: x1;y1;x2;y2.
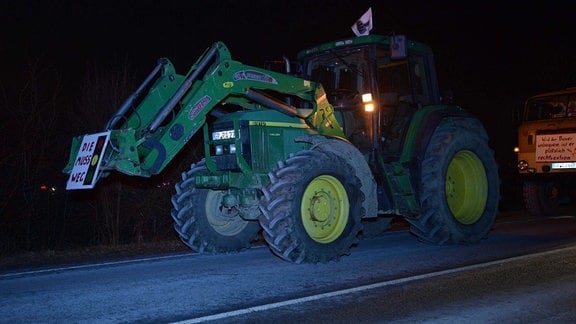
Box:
64;41;344;186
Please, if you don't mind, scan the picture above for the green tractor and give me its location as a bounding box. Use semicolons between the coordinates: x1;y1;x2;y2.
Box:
64;34;500;263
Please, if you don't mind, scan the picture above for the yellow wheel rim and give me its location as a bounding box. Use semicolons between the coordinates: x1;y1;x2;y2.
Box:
206;190;248;236
301;175;349;243
445;150;488;224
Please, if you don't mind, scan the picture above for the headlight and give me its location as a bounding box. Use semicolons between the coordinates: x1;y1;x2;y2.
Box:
517;160;528;171
212;129;235;140
214;144;236;156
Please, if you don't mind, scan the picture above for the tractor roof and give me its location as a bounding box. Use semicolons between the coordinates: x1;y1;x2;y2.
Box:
296;34;432;60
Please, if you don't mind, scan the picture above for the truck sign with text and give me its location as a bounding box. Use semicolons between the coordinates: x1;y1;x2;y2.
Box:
535;133;576;165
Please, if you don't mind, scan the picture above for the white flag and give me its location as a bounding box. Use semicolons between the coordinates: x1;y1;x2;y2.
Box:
351;8;373;37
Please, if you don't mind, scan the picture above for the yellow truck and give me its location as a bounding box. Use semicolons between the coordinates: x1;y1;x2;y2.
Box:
515;87;576;216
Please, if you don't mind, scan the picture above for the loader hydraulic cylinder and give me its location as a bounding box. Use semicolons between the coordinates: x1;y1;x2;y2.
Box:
148;44;219;132
105;58;167;131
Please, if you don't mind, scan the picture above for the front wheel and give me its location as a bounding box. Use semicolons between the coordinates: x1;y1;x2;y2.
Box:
408;117;500;244
171;161;260;253
259;150;363;264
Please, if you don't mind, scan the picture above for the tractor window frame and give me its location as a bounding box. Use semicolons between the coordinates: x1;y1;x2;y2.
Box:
375;46;434;107
304;47;371;96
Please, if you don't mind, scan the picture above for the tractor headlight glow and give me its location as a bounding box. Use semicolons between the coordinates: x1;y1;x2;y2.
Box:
362;93;375;112
214;144;236;155
212;129;235;140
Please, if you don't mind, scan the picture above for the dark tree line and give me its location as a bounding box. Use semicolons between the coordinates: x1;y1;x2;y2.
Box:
0;58;200;256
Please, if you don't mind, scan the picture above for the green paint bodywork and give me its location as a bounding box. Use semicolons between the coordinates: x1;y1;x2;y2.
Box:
63;34;469;219
65;42;344;177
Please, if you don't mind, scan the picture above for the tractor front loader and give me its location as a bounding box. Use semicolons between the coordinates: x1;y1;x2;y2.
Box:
64;35;500;264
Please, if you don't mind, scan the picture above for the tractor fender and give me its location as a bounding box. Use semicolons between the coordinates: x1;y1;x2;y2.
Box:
404;105;477;161
295;134;378;218
401;105;478;189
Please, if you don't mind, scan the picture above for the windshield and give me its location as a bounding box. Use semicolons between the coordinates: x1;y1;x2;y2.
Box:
304;47;370;95
525;93;576;121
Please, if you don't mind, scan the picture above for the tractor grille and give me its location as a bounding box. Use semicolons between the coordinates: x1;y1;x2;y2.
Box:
209;120;251;171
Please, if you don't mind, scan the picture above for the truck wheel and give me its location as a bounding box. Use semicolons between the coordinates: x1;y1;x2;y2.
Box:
259;150;363;264
523;180;559;217
409;117;499;244
171;161;260;253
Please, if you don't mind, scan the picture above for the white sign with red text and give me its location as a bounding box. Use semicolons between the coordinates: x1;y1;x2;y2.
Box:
66;131;110;190
535;133;576;162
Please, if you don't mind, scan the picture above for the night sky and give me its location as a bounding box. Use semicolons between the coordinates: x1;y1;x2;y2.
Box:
2;0;575;164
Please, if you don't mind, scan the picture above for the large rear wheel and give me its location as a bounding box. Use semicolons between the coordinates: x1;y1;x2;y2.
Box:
408;117;499;244
259;150;363;263
171;161;260;253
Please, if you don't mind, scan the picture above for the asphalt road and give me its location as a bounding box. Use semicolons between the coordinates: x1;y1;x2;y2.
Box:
2;211;576;323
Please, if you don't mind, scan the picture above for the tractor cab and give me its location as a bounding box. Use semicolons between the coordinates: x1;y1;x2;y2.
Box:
296;35;441;160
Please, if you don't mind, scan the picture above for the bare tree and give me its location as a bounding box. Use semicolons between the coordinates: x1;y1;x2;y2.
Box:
70;57;180;247
0;57;63;252
0;55;195;256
